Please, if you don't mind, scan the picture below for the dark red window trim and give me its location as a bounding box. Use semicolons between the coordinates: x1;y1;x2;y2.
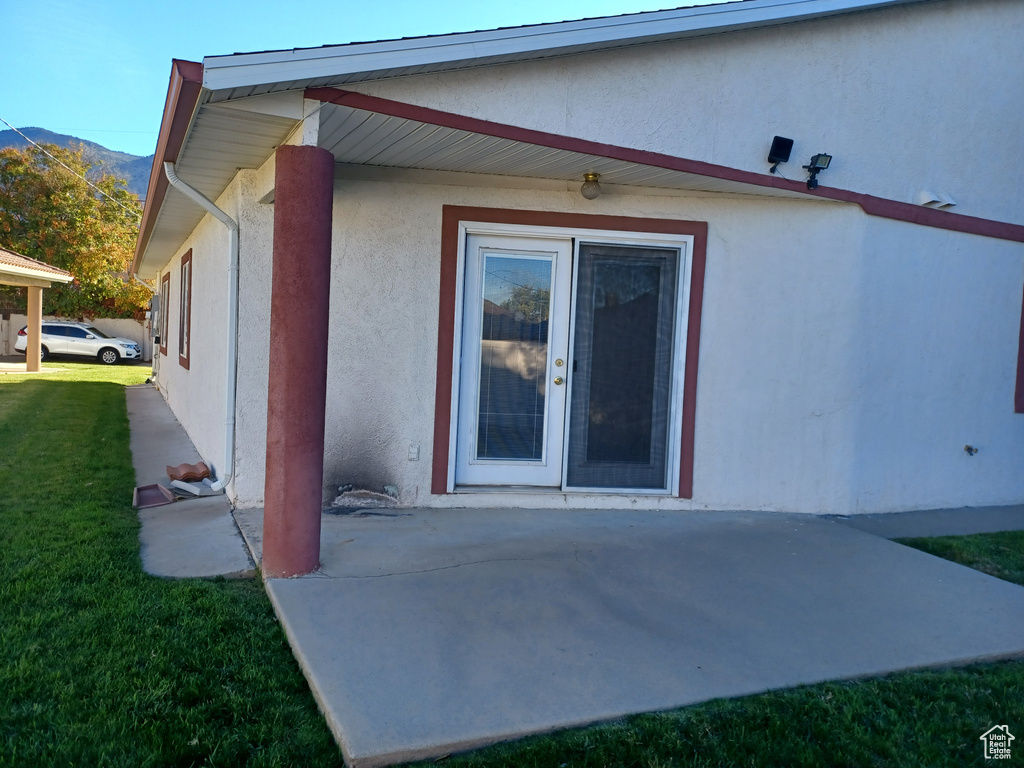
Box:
1016;279;1024;413
178;249;191;370
159;271;170;357
431;206;707;499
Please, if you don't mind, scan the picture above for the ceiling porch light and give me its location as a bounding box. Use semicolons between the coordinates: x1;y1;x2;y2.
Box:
580;172;602;199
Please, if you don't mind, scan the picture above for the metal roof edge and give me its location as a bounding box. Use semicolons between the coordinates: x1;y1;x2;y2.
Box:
202;0;924;91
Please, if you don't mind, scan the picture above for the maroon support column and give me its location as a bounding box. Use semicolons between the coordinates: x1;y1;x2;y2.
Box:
262;145;334;577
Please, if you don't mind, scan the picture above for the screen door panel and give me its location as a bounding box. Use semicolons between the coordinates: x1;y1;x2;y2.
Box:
566;244;678;489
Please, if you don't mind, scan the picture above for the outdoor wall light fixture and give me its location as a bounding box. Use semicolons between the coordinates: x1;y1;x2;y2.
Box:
580;172;602;200
767;136;794;174
803;153;832;189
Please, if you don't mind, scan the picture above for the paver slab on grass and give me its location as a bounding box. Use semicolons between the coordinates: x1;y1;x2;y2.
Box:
0;362;343;767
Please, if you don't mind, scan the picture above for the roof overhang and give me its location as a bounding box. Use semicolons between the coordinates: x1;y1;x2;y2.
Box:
133;60;205;277
132;0;1024;278
311;87;1024;242
312;87;820;198
0;248;74;288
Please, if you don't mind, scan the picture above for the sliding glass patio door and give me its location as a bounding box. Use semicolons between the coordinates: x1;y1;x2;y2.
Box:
454;231;683;492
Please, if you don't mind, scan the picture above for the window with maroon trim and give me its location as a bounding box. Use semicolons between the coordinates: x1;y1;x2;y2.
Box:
431;206;707;499
178;250;192;370
158;271;170;356
1016;279;1024;413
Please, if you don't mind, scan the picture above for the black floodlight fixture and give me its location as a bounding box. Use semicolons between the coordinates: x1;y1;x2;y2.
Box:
767;136;794;174
803;153;832;189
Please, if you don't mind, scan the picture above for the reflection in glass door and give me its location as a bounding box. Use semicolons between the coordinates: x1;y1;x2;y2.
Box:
476;253;551;461
455;235;571;487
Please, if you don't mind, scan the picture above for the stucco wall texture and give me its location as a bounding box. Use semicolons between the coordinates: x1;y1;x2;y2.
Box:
153;0;1024;514
154;181;237;490
301;181;1022;514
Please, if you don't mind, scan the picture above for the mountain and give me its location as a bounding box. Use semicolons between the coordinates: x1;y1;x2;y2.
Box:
0;127;153;200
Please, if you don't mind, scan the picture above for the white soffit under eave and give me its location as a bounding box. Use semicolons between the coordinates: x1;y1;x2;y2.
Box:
202;0;922;94
141;92;813;275
318;102;810;198
137;99;300;274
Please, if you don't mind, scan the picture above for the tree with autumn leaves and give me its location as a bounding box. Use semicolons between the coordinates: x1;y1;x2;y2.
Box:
0;143;151;319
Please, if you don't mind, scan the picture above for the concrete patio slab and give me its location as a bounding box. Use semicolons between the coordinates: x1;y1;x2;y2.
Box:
126;384;253;578
232;507;1024;768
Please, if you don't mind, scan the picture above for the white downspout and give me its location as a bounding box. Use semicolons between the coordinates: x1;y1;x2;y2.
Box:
131;275;157;372
163;161;239;494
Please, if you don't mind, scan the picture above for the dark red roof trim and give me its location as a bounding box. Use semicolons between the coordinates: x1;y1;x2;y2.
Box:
307;86;1024;245
132;60;204;275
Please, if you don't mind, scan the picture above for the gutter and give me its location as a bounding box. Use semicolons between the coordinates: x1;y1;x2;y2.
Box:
202;0;920;91
133;275;156;293
162;161;240;494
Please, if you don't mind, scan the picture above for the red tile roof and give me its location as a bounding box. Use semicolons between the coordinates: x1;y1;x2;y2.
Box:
0;246;74;279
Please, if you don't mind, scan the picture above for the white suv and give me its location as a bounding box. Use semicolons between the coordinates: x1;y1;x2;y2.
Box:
15;321;142;365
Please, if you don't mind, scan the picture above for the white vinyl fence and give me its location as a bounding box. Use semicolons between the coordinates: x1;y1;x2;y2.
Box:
0;314;152;361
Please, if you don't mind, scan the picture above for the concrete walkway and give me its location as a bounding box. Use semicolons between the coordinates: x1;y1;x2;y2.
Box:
0;353;66;374
233;506;1024;768
126;384;254;578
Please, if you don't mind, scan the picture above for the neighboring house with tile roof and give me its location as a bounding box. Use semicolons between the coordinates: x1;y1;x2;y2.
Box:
0;246;74;283
131;0;1024;576
0;245;73;371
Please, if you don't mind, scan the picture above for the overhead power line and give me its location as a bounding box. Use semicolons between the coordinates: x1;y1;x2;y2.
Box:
0;115;143;221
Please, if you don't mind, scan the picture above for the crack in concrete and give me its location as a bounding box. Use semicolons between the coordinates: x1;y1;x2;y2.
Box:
326;556;546;579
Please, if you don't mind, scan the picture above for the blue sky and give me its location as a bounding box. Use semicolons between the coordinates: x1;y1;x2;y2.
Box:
1;0;720;158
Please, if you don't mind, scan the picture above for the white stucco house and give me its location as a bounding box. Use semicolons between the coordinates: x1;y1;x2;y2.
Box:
132;0;1024;575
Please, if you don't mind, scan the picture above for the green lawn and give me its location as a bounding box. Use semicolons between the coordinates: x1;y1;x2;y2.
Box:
406;660;1023;768
896;531;1024;588
0;361;343;767
2;361;1021;768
